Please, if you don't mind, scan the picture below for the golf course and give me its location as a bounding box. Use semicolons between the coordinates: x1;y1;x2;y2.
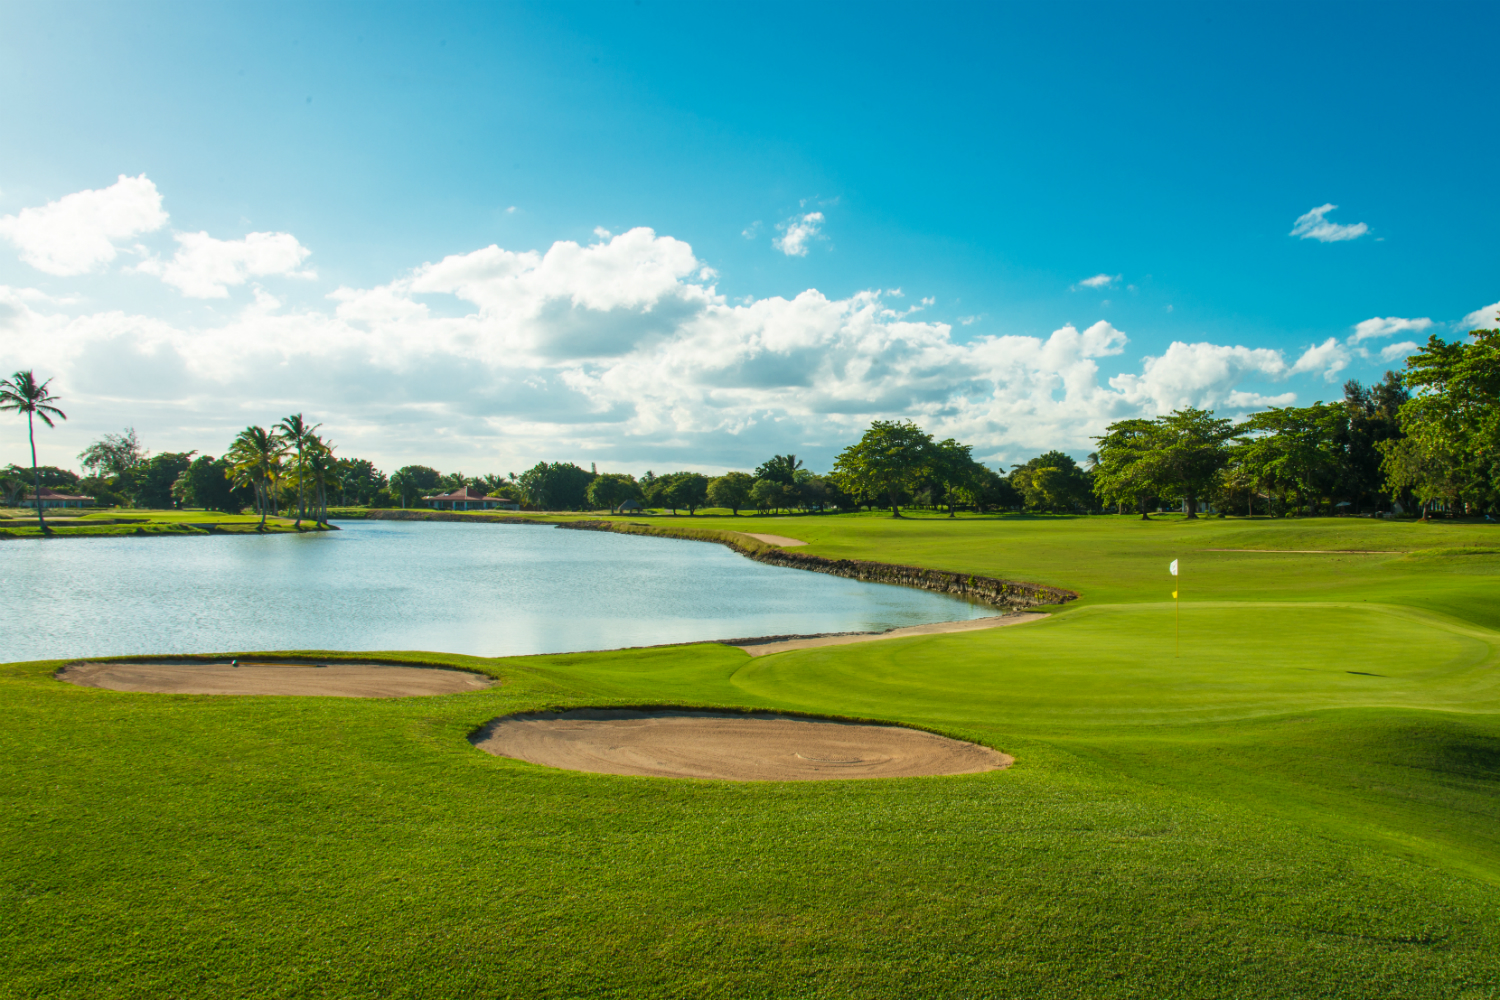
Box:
3;512;1499;998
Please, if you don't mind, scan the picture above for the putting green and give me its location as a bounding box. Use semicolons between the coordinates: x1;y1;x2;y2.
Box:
733;602;1500;726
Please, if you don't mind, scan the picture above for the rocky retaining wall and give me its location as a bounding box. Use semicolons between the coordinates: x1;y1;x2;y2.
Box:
557;520;1078;610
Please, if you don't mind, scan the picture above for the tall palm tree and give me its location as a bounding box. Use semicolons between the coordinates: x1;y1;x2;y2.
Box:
227;425;287;528
0;371;67;533
276;413;321;528
302;433;336;527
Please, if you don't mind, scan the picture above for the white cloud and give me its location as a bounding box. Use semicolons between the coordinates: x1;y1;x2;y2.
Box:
1348;315;1432;344
1110;342;1291;413
1224;390;1297;409
773;212;824;257
136;231;315;298
1290;203;1368;243
0;174;168;275
1380;341;1419;362
1460;300;1499;331
2;223;1364;474
1289;337;1351;381
741;221;762;239
1073;273;1119;290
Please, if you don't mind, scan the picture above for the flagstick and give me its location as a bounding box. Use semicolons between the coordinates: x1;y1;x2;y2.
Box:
1175;568;1180;658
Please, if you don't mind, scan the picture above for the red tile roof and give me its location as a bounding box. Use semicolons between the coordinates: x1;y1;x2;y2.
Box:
425;487;507;502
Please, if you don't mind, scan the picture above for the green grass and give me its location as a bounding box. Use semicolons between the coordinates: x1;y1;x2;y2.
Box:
0;508;325;538
3;514;1500;997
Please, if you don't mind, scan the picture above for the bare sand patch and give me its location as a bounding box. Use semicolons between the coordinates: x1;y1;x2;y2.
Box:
470;708;1011;780
57;659;495;697
735;532;808;547
733;612;1047;657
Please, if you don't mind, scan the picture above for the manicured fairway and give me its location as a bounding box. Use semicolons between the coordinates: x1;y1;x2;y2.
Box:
3;515;1498;998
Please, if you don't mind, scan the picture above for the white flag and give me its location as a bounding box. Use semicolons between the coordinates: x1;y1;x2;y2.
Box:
1169;559;1178;576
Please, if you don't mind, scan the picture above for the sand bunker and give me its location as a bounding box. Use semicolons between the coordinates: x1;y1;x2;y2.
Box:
470;708;1011;780
734;612;1047;657
736;532;808;547
57;659;496;698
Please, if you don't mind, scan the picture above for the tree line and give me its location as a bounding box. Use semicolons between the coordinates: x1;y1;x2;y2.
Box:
5;320;1495;525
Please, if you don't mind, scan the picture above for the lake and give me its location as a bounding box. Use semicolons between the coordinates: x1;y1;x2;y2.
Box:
0;520;994;661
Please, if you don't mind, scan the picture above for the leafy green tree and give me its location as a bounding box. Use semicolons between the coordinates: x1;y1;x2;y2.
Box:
1010;451;1092;513
831;420;934;517
175;455;253;513
334;458;387;506
929;438;989;516
754;454;804;486
792;470;841;512
1092;418;1160;517
1235;405;1342;516
1337;373;1408;513
707;471;755;514
1150;408;1234;517
79;427;146;479
128;452;197;509
652;472;709;515
1382;327;1500;516
517;462;594;510
750;477;791;514
587;473;642;512
389;465;443;508
0;371;67;533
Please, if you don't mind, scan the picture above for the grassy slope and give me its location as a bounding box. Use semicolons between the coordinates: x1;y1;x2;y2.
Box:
0;508;322;538
3;515;1499;998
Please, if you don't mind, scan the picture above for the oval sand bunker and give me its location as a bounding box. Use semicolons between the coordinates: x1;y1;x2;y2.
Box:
470;708;1011;781
58;659;495;698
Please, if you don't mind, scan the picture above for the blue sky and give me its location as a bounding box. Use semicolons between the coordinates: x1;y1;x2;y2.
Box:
1;0;1496;476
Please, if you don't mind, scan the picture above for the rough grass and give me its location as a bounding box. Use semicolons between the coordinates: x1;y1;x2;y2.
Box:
3;514;1499;998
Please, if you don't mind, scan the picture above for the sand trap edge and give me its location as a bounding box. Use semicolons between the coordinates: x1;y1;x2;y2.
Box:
468;706;1014;781
55;655;499;698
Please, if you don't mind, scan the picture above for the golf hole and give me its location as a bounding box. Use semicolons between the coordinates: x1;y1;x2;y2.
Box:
469;708;1012;781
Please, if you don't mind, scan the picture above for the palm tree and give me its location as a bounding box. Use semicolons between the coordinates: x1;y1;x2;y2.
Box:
302;433;337;527
0;371;68;533
227;425;287;528
276;413;321;528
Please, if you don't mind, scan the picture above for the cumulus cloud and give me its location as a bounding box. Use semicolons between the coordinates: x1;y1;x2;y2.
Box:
0;174;168;275
1110;342;1291;413
136;231;316;298
1348;315;1432;344
1289;337;1352;381
773;212;824;257
1073;273;1119;290
1460;300;1499;331
2;223;1367;473
1380;341;1419;362
1224;390;1297;409
1290;203;1368;243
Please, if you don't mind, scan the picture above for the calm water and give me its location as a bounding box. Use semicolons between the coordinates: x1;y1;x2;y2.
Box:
0;520;992;661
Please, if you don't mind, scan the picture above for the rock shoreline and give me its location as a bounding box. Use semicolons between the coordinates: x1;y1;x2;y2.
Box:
556;519;1078;610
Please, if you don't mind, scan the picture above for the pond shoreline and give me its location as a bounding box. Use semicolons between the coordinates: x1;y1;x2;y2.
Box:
555;519;1077;610
347;509;1078;610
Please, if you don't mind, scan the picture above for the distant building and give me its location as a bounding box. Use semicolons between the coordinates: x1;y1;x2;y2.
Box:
20;488;97;509
422;487;519;511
